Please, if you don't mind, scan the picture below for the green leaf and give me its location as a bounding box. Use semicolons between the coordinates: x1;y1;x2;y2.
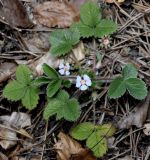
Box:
86;131;108;157
3;81;27;101
108;77;126;99
43;99;62;120
42;63;59;79
96;123;116;137
22;86;39;110
70;122;95;140
46;79;61;97
62;80;71;88
96;20;117;38
16;65;31;85
80;1;101;27
72;22;94;38
125;78;147;100
49;29;80;56
33;76;50;86
56;90;70;101
43;90;81;121
122;64;138;79
64;99;81;121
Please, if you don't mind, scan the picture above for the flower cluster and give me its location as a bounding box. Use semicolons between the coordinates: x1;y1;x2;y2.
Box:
59;63;70;76
59;63;92;91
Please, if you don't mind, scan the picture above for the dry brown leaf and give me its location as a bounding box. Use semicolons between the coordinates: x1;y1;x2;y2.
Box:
0;112;31;129
105;0;125;3
32;52;62;75
72;41;85;62
143;123;150;136
0;62;17;83
70;0;89;10
33;1;79;28
0;127;18;149
118;155;133;160
54;132;96;160
0;112;32;149
0;0;33;27
0;152;8;160
118;91;150;129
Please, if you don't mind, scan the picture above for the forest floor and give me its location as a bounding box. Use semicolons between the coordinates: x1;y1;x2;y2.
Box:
0;0;150;160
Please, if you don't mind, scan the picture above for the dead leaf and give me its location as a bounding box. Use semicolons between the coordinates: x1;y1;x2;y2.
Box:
0;152;8;160
0;127;18;149
143;123;150;136
32;52;62;75
0;112;32;149
70;0;89;10
72;41;85;62
118;155;133;160
0;112;31;129
54;132;96;160
33;1;79;28
0;0;33;27
118;91;150;129
0;62;17;83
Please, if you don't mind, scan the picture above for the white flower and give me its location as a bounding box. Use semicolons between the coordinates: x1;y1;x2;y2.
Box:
76;75;92;91
59;63;70;76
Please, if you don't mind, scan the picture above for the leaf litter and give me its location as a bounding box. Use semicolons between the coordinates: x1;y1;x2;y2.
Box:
0;0;150;159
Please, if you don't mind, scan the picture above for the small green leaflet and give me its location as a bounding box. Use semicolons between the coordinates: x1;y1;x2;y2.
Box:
42;63;59;79
43;90;81;121
3;65;39;110
125;78;147;100
80;1;101;27
70;122;116;157
86;131;107;157
96;123;116;137
70;122;95;140
71;1;117;38
49;29;80;56
122;64;138;79
108;77;126;99
108;64;148;100
47;79;62;98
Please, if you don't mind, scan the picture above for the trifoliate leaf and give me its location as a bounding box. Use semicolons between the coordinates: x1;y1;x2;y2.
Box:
86;131;107;157
49;29;80;56
42;63;59;79
96;123;116;137
16;65;31;85
33;76;50;86
96;20;117;37
22;86;39;110
80;1;101;27
43;90;81;121
3;80;26;101
125;78;147;100
108;77;126;99
70;122;95;140
46;79;61;97
122;64;138;79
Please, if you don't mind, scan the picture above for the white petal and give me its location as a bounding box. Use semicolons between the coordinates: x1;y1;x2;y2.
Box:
86;78;92;86
59;63;64;69
83;75;90;81
80;85;88;91
76;76;81;82
59;69;65;75
83;75;91;86
76;80;81;88
66;63;70;70
65;71;70;76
